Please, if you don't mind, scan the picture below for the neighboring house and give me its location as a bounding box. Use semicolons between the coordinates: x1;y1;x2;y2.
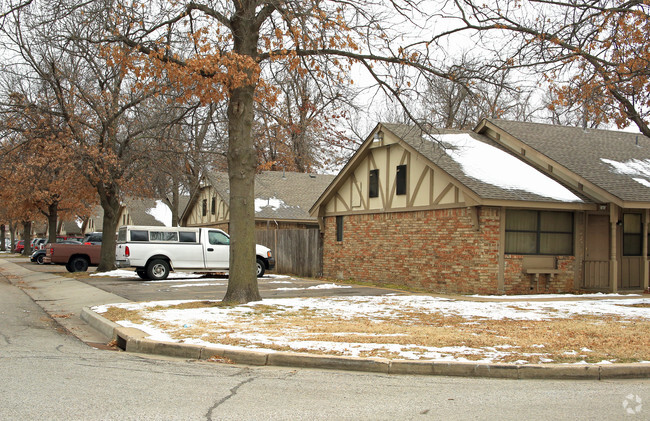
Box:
180;171;336;231
81;197;171;234
310;120;650;295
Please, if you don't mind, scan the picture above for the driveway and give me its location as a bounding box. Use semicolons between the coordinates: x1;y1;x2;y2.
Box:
12;257;404;302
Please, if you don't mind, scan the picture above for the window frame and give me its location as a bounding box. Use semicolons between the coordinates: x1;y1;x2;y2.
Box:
396;164;407;195
505;209;574;256
623;213;642;256
369;169;379;198
336;216;344;242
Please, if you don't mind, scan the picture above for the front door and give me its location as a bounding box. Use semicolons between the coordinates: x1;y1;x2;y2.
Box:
203;230;230;269
583;214;610;289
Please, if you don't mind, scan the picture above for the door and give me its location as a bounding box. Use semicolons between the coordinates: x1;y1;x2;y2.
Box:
203;230;230;269
620;213;643;289
584;215;610;289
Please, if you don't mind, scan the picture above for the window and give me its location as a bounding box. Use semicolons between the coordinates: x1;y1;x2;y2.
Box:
130;230;148;242
505;210;574;255
209;231;230;245
336;216;344;242
179;231;197;243
396;165;407;195
150;231;178;242
202;199;207;216
211;197;216;215
369;169;379;198
623;213;642;256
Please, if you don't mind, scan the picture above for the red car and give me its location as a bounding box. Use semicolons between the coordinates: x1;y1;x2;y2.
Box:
13;240;24;254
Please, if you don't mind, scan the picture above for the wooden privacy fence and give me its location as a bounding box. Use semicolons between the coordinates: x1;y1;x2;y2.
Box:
255;229;322;278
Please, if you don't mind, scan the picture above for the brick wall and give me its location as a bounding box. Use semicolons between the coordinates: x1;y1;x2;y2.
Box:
503;256;576;294
323;207;578;295
323;207;500;294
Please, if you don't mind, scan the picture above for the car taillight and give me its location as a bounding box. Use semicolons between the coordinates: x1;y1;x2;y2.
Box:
125;246;130;257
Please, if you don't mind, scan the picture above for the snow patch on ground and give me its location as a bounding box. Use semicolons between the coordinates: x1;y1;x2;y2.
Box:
94;294;650;363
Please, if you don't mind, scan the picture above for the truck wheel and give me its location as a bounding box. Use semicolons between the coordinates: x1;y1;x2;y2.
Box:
256;258;265;278
147;259;170;280
67;256;89;272
36;254;45;265
135;269;148;280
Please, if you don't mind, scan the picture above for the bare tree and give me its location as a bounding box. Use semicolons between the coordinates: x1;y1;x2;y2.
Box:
1;1;179;270
454;0;650;136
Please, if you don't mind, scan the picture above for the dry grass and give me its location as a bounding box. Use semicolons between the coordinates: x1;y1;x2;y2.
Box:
101;301;650;364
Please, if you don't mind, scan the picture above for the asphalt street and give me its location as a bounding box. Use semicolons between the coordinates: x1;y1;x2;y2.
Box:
1;256;649;420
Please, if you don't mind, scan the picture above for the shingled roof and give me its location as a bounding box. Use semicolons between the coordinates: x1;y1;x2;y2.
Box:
482;119;650;203
204;171;336;221
380;123;591;205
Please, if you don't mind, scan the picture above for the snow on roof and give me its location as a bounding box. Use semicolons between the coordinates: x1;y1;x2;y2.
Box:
439;133;584;202
601;158;650;189
255;196;289;212
146;200;173;227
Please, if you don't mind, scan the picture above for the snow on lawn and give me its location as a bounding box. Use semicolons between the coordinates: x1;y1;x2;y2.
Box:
93;294;650;364
91;270;290;284
274;283;353;291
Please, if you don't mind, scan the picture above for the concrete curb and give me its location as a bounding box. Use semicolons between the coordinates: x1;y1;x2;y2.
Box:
84;307;650;380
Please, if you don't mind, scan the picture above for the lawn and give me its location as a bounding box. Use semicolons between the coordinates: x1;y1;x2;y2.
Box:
94;292;650;365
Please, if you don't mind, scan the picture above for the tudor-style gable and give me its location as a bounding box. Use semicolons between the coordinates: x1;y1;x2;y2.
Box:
316;124;468;217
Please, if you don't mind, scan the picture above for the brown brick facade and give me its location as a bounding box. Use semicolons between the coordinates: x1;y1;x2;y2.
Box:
323;207;578;295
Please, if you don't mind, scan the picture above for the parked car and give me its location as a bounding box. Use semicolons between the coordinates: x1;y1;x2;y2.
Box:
13;240;24;254
115;225;274;280
33;238;48;250
44;234;102;272
81;232;102;245
30;248;47;264
30;239;81;264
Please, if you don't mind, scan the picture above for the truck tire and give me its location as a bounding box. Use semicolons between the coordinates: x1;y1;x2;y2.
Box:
146;259;170;280
36;254;45;265
67;256;89;272
135;269;148;280
256;258;265;278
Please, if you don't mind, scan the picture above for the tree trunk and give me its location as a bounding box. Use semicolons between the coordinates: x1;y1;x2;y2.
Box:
9;222;15;253
171;178;180;227
222;84;261;304
96;183;121;272
47;203;58;243
222;7;261;304
22;221;32;255
1;224;6;251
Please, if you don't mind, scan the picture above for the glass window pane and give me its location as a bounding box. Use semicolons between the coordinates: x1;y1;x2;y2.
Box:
130;230;148;241
623;214;642;234
505;232;537;254
179;232;197;243
209;231;230;245
396;165;407;195
336;216;343;242
506;210;537;231
369;169;379;198
624;235;642;256
540;211;573;232
540;233;573;255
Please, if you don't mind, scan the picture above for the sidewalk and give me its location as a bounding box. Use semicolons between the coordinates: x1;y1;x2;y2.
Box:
1;256;649;380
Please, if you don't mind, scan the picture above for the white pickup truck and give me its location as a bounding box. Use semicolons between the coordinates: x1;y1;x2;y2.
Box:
114;225;275;280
